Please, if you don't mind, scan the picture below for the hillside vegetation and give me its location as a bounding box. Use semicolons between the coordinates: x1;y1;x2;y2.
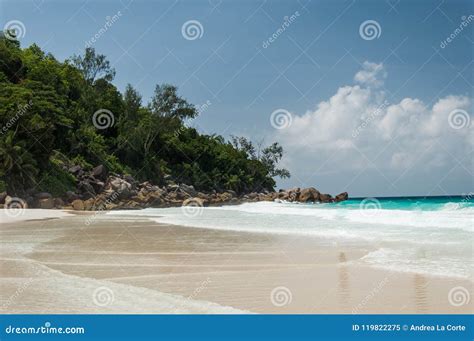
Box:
0;35;290;199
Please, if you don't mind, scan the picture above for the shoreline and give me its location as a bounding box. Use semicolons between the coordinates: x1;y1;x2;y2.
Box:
1;178;349;212
2;208;473;281
1;210;472;314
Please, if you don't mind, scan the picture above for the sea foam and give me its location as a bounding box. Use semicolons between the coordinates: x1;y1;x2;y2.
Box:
108;198;473;280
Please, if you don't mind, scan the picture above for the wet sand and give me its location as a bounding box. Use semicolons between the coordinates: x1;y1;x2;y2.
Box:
1;211;472;314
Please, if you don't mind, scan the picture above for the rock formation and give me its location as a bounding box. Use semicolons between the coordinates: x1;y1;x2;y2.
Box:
0;164;349;211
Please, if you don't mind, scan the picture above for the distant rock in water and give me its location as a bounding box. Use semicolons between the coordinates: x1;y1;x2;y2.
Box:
319;193;333;203
335;192;349;202
274;188;348;204
299;187;320;202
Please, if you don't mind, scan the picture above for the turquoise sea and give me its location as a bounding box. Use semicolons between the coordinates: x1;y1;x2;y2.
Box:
109;196;474;280
339;196;474;211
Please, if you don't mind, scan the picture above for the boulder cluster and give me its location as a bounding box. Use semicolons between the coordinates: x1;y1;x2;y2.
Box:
274;187;348;203
0;164;348;211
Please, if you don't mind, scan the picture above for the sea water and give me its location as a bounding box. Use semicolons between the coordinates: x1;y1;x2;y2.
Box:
109;196;474;280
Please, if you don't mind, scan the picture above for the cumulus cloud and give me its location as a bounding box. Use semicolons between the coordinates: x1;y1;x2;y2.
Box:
354;61;387;87
275;62;472;195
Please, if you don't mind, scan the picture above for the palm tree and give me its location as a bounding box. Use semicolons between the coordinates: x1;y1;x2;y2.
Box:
0;130;38;193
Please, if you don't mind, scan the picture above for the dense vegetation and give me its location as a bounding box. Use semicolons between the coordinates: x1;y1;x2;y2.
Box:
0;35;289;197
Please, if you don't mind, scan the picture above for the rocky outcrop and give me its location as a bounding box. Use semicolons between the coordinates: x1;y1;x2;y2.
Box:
0;192;7;205
4;162;349;211
72;199;85;211
34;192;52;200
299;187;320;202
3;196;28;209
107;176;133;199
38;197;55;209
182;197;208;207
319;194;333;203
274;188;349;204
91;164;107;181
335;192;348;202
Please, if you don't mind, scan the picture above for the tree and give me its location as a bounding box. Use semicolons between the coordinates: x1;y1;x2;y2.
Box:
231;137;290;180
0;36;289;196
231;135;256;159
150;84;197;121
260;142;290;179
71;47;116;84
0;130;38;193
122;84;142;123
0;37;25;83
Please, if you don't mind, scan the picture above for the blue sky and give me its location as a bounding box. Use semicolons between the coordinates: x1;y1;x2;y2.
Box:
2;0;473;196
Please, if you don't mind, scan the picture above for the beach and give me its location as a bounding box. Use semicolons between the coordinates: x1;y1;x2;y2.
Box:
1;206;472;314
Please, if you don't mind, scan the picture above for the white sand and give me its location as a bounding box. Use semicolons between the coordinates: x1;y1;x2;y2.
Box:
0;209;73;225
1;211;472;314
0;211;246;314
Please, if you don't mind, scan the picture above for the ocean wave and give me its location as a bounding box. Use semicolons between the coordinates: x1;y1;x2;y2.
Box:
360;248;473;280
206;201;474;231
108;200;473;235
108;200;473;281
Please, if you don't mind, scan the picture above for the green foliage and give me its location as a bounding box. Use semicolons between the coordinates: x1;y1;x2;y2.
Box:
70;47;116;84
70;155;92;170
0;37;289;196
0;38;25;82
260;142;291;179
37;163;76;197
0;130;38;193
231;136;290;180
150;84;198;121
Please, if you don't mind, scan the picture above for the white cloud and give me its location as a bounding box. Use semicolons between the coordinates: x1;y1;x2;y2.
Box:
354;61;387;87
276;62;472;195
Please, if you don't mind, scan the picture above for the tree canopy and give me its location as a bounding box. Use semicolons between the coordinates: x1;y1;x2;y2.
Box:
0;36;289;196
